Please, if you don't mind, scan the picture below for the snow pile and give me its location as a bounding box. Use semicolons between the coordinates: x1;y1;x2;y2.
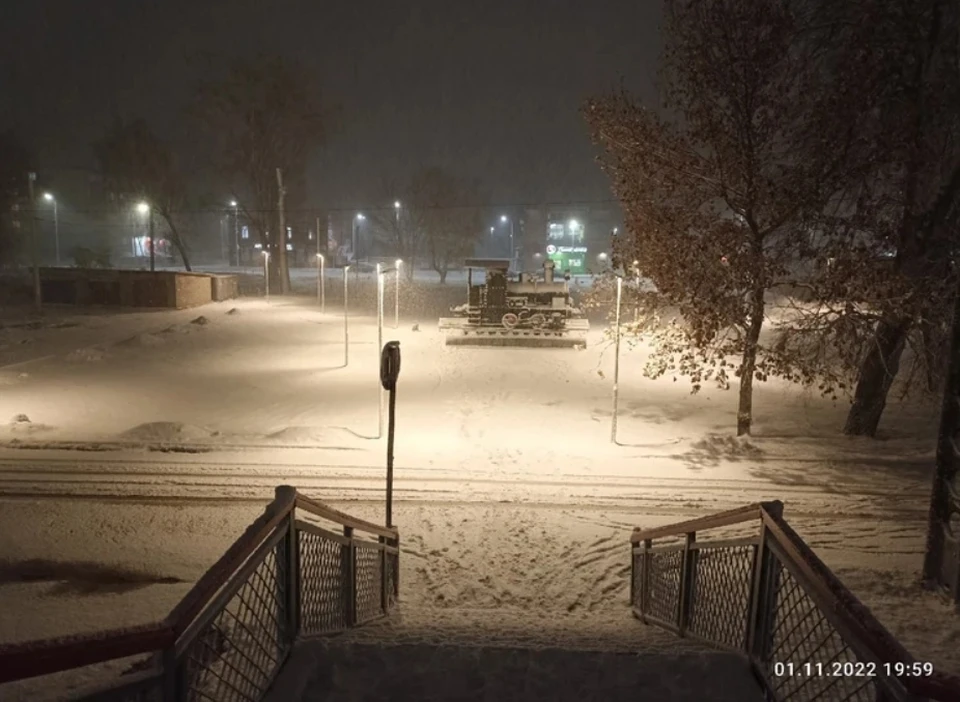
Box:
64;346;108;362
115;332;166;348
119;422;218;443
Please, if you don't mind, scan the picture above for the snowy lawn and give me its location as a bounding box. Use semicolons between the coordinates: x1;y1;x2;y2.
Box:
0;292;953;699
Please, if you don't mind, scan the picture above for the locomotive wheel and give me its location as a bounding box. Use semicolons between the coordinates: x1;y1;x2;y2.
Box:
529;313;546;328
501;312;519;329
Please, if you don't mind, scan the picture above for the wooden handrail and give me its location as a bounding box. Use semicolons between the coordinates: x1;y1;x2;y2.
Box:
164;486;296;637
760;506;960;699
296;494;399;540
630;502;774;543
0;622;173;684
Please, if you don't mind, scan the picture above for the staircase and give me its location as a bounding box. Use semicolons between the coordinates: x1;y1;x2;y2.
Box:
266;607;764;702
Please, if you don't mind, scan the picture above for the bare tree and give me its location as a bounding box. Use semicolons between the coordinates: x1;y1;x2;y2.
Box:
93;118;193;270
408;168;485;283
585;0;854;436
0;129;32;266
193;55;329;293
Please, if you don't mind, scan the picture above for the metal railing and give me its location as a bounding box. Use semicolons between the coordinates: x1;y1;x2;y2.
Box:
0;486;400;701
631;501;960;702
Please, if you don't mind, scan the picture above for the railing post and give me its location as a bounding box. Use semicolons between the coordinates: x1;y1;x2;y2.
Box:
747;502;783;664
379;535;387;614
285;501;299;644
343;526;356;626
274;486;298;651
160;646;184;701
640;538;653;620
678;531;697;635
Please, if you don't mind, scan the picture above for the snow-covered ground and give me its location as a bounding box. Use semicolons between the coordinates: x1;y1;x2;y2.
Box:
0;291;954;700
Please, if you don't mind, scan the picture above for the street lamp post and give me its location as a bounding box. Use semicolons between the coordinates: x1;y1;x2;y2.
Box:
230;201;239;266
43;193;59;265
137;202;154;272
612;275;623;444
343;265;351;366
316;253;325;312
377;263;384;438
394;259;402;328
262;250;271;299
500;215;514;270
353;213;365;263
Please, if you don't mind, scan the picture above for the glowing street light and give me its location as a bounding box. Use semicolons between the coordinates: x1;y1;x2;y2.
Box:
136;202;155;271
377;263;385;438
353;213;365;262
499;215;515;270
229;200;239;266
316;253;325;313
343;265;351;366
262;250;270;300
42;193;60;265
612;276;623;444
394;259;402;328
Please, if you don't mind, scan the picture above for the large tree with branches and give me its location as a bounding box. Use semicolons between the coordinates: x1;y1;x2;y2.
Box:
93;118;193;270
817;0;960;437
409;167;485;283
585;0;856;436
193;55;329;292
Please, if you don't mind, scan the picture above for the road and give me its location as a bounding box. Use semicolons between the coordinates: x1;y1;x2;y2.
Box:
0;451;929;521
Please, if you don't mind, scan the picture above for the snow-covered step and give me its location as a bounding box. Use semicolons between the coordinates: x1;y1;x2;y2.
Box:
266;640;763;702
266;607;763;701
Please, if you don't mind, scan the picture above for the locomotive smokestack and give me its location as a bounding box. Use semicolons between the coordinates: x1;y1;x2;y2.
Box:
543;259;555;284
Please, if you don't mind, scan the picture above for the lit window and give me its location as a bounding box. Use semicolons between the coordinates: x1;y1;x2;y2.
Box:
287;227;292;239
254;243;262;250
241;226;249;240
286;243;293;251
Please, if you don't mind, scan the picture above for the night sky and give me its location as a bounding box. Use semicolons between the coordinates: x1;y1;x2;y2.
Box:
1;0;660;209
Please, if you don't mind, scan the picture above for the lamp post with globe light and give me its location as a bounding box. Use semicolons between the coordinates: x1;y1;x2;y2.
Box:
136;202;154;271
500;215;515;270
43;193;60;265
230;200;239;266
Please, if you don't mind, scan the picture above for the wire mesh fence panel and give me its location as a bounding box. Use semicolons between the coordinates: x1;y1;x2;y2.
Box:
384;549;399;610
180;543;287;702
758;556;881;702
688;543;756;650
644;548;683;626
298;530;348;635
354;544;384;624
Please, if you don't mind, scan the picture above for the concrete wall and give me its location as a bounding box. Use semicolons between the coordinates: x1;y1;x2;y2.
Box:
38;268;239;309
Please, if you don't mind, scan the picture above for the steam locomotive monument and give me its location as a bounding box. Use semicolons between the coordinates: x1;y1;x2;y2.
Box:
438;258;588;348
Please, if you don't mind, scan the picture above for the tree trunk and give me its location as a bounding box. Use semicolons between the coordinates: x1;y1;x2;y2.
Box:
737;288;766;437
843;316;913;437
438;268;447;284
171;236;192;272
275;168;290;294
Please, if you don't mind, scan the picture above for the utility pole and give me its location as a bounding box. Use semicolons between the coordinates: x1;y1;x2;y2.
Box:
276;168;289;294
27;173;41;312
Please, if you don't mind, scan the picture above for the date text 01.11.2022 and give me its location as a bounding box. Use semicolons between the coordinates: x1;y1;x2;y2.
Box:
773;661;934;678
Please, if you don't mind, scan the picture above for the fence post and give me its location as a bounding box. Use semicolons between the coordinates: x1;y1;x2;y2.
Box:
629;540;636;608
343;526;356;626
161;646;184;701
285;504;299;644
747;503;783;664
640;538;653;621
678;531;697;636
392;536;400;600
379;535;387;614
